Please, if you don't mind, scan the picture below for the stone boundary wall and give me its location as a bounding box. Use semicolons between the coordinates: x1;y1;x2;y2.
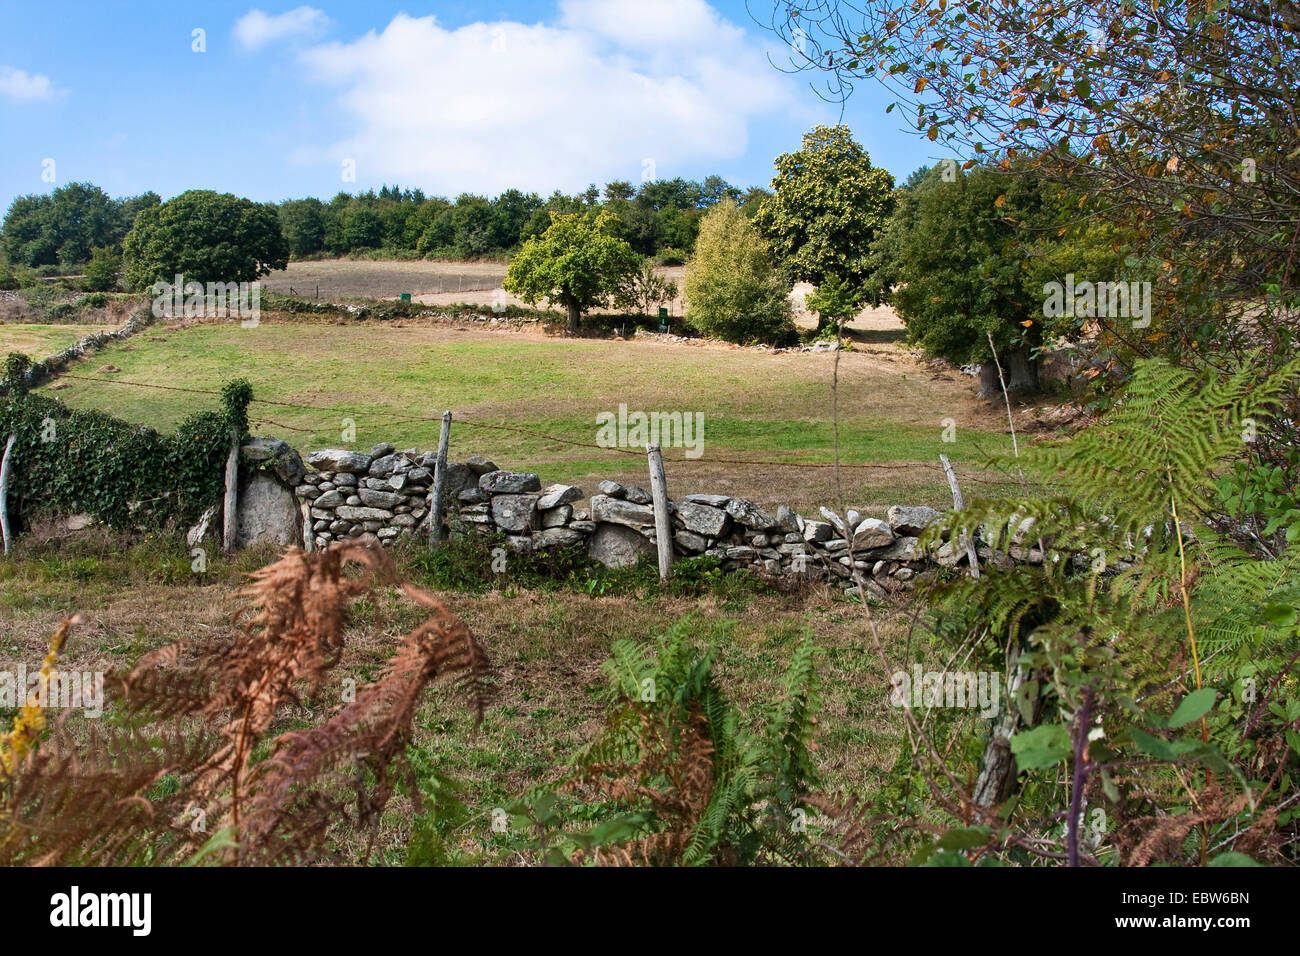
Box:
274;440;1048;595
0;308;155;396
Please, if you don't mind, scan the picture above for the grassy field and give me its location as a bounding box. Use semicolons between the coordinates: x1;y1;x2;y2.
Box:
0;322;120;357
258;258;508;299
31;312;1022;511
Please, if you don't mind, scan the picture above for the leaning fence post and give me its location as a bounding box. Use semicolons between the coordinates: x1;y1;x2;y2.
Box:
647;443;674;580
428;411;452;547
940;453;979;578
222;429;240;554
0;434;15;555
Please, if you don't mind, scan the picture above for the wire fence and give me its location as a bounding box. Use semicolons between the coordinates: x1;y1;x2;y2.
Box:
53;372;1026;487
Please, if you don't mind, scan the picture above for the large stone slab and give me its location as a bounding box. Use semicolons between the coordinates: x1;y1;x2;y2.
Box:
537;483;583;509
887;505;941;536
480;470;542;494
335;505;394;521
590;494;656;528
237;472;301;549
307;449;372;474
588;523;655;568
726;497;777;530
357;488;406;510
491;493;539;532
681;493;729;507
675;501;730;537
851;518;895;550
533;527;585;549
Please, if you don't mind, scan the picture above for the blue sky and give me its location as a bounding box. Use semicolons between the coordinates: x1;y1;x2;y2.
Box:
0;0;941;213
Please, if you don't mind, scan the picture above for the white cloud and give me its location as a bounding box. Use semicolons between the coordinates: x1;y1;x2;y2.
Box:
292;4;808;195
235;6;330;52
0;66;59;102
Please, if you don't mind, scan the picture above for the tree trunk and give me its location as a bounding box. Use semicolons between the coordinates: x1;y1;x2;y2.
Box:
565;299;581;334
978;346;1039;398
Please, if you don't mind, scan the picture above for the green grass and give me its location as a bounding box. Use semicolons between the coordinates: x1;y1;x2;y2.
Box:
34;317;1019;509
0;322;118;358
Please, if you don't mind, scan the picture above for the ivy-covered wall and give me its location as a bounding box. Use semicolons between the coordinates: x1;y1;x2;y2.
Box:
0;355;251;531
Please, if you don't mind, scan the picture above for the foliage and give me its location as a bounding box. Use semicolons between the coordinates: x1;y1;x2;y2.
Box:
503;210;640;332
615;258;679;317
1;183;157;269
0;364;249;530
754;125;896;315
514;616;823;865
805;274;859;339
683;199;797;346
82;246;121;292
122;190;289;291
880;357;1300;865
0;541;491;865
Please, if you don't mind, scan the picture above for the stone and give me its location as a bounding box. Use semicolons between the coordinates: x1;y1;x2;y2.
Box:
751;534;770;548
725;497;777;530
851;518;895;550
802;520;833;543
676;501;730;537
310;507;333;520
624;485;652;505
363;520;383;532
241;436;290;463
775;505;800;533
307;449;372;474
370;442;395;458
674;529;709;552
537;483;582;509
887;505;942;536
336;505;394;521
368;454;401;478
333;473;358;487
458;487;489;504
682;493;729;507
491;494;539;533
408;466;433;483
533;527;585;549
894;567;915;581
847;509;861;528
480;470;542;494
588;523;655;569
295;483;321;500
387;474;407;491
377;527;401;541
597;479;626;498
236;472;301;549
540;505;572;528
590;494;655;528
725;545;757;561
358;488;405;510
819;507;848;535
465;455;499;475
569;520;596;533
346;495;362;506
506;535;533;553
313;489;345;509
864;535;919;562
389;513;417;527
573;510;589;521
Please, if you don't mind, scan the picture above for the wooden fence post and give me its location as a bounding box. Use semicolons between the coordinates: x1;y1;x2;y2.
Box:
222;430;240;554
940;453;979;578
0;434;15;555
647;443;674;580
428;411;452;547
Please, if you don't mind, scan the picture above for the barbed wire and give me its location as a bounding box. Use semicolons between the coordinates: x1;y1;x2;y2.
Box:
52;372;1024;485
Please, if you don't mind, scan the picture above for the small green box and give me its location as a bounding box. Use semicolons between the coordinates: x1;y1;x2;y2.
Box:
399;293;411;303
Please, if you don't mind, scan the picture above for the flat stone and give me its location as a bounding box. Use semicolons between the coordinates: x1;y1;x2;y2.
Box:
533;527;585;549
802;520;833;543
357;488;405;510
674;529;709;552
313;490;345;509
682;493;729;507
864;535;919;562
491;493;539;533
368;454;402;478
335;505;394;521
537;483;582;509
237;472;301;549
480;470;541;494
458;487;489;504
295;484;320;500
775;505;800;533
370;442;395;457
241;436;291;463
569;520;596;533
887;505;942;536
819;507;848;535
587;523;654;568
389;513;417;527
726;497;776;530
724;545;757;561
307;449;372;474
676;501;730;537
590;494;656;528
333;473;358;487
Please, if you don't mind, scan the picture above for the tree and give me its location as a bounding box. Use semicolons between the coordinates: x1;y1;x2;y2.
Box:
83;247;120;292
754;125;896;327
616;259;679;317
122;190;289;291
2;183;120;268
683;199;795;345
805;275;858;341
503;210;640;333
279;199;326;258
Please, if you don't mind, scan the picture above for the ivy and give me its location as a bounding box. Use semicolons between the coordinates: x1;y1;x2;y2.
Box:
0;359;252;531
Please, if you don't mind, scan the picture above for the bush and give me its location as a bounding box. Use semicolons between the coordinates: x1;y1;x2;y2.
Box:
83;247;120;292
683;200;796;346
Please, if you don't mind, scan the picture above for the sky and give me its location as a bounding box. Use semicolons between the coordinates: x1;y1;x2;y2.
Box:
0;0;942;213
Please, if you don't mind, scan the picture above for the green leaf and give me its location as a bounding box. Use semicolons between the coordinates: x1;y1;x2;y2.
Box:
1010;723;1071;771
1208;852;1260;867
1168;688;1217;728
937;826;990;850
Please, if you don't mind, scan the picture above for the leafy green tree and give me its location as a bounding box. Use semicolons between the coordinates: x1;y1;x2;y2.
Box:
754;125;896;324
342;206;383;250
683;199;795;345
805;275;858;341
616;259;679;317
2;183;121;268
83;247;120;292
279;199;326;258
122;190;289;290
504;210;640;332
